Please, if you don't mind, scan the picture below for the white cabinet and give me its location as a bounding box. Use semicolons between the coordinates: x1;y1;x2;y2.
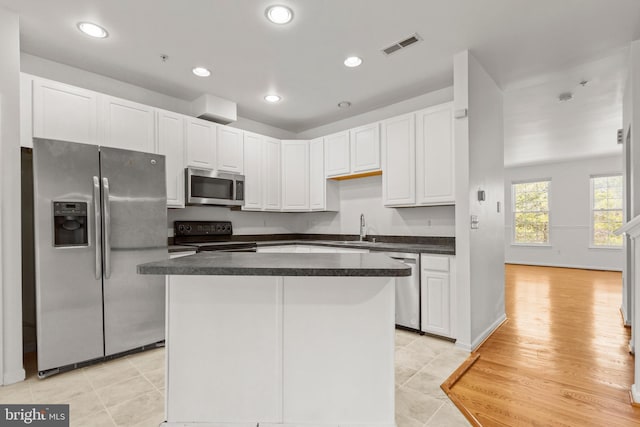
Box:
101;96;155;152
263;137;282;211
416;103;454;205
420;254;454;338
281;140;310;211
324;131;350;177
243;132;263;211
382;113;416;206
157;110;186;208
216;125;244;173
185;118;216;169
350;122;380;173
33;78;99;145
310;138;339;211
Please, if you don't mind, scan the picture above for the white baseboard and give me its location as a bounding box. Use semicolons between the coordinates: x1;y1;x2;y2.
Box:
454;341;472;352
631;384;640;405
505;261;622;272
3;367;26;385
470;313;507;351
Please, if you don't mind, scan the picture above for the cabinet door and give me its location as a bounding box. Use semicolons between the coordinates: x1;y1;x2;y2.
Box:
263;138;282;211
157;110;185;208
101;96;155;152
350;122;380;173
243;132;263;211
382;113;416;206
216;125;244;173
281;140;310;211
185;118;215;169
416;103;454;205
33;78;98;144
421;270;451;337
324;131;350;177
309;138;325;210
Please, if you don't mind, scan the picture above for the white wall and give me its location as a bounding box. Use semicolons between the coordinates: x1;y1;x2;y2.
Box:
505;156;624;271
20;53;296;140
297;87;453;140
298;176;455;237
454;51;506;351
0;7;24;385
168;207;299;237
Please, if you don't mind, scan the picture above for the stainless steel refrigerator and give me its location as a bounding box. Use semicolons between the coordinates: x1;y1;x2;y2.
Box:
31;138;167;377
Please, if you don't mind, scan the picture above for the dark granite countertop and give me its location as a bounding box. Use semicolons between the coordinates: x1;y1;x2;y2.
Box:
138;252;412;277
254;240;455;255
169;245;199;253
170;239;454;255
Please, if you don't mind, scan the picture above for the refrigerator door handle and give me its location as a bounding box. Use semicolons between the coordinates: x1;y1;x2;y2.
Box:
93;176;102;280
103;177;112;279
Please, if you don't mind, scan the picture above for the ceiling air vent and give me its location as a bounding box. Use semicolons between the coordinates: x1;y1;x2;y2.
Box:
382;33;422;56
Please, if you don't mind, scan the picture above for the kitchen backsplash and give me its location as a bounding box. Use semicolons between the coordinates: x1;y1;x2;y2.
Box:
168;176;455;237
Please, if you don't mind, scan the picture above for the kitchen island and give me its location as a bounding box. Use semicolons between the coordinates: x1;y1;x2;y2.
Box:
138;252;410;427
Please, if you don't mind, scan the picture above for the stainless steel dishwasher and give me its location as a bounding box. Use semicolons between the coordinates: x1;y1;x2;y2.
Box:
380;251;420;332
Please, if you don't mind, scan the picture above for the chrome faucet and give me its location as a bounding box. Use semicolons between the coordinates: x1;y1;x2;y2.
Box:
360;213;366;242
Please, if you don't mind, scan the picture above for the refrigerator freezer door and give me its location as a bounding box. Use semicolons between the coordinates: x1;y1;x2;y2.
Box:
33;138;104;371
99;147;167;355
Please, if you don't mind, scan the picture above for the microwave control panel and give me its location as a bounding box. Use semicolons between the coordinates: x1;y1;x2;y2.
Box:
174;221;232;237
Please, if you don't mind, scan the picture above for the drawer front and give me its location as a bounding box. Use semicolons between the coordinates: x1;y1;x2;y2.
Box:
421;255;449;272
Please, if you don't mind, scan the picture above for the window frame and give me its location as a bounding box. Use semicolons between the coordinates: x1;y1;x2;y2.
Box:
589;173;623;250
511;178;552;247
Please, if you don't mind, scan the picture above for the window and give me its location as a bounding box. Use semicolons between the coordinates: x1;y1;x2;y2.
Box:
512;180;550;244
591;175;623;247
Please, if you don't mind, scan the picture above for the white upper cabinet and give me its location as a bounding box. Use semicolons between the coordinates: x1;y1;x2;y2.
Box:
243;132;263;211
310;138;339;212
416;103;454;205
382;113;416;206
185;118;216;169
350;123;380;174
281;140;310;211
324;131;350;177
101;96;155;152
263;137;282;211
157;109;185;208
216;125;244;174
33;78;99;145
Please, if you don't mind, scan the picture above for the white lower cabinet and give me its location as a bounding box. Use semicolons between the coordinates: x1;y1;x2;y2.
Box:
420;254;455;338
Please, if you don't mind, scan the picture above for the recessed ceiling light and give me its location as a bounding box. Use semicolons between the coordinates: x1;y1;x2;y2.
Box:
192;67;211;77
337;101;352;109
77;22;108;38
266;5;293;24
344;56;363;68
264;94;282;103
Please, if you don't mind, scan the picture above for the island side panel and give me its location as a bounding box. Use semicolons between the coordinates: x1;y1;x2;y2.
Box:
282;276;396;426
166;275;283;424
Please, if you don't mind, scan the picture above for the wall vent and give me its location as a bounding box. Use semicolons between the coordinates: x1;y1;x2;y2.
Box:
382;33;422;56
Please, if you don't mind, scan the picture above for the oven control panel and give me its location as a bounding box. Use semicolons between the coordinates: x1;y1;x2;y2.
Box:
174;221;233;237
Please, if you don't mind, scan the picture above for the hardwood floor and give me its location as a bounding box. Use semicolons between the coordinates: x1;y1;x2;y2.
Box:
444;264;640;426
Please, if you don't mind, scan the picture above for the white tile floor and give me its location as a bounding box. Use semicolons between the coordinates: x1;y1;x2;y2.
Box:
2;330;470;427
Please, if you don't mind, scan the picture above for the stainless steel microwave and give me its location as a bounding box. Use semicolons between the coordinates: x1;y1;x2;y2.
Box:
185;168;245;207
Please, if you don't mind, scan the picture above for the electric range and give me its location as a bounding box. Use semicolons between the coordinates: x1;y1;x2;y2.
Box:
173;221;257;252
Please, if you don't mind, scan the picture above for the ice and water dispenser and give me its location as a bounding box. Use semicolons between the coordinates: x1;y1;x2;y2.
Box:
53;201;88;247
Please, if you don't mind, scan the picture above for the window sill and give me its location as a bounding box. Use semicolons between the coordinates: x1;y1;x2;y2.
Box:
588;245;623;250
510;243;552;248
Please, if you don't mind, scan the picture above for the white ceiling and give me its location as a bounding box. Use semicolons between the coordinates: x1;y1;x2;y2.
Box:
1;0;640;164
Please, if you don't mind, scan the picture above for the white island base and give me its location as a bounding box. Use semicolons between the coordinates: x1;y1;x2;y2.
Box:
163;274;396;427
